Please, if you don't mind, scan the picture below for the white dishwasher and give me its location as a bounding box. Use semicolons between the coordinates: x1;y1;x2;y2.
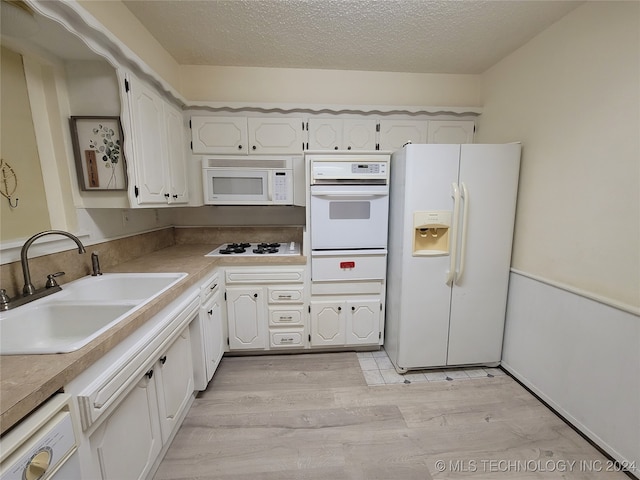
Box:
0;395;80;480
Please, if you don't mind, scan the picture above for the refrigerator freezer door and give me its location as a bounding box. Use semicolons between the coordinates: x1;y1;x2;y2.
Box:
387;144;460;370
446;143;521;365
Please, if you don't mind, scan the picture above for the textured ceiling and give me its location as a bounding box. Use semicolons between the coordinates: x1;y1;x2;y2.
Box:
122;0;581;74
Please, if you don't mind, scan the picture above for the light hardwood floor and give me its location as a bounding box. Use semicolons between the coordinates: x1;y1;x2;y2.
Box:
154;352;629;480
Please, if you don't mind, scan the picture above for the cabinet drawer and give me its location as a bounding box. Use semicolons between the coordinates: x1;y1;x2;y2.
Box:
226;268;304;284
267;287;303;303
312;254;387;281
269;306;303;326
269;328;305;348
311;281;383;296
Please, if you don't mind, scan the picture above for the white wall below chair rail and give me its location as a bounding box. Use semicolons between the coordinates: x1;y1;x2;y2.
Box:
502;271;640;475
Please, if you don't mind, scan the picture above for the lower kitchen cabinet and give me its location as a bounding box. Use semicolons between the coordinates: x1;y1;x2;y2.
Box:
155;327;194;443
310;298;381;347
225;267;307;352
226;286;268;350
88;371;162;480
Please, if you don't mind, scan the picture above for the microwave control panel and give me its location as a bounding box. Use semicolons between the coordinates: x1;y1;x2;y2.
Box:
273;171;291;202
351;163;387;175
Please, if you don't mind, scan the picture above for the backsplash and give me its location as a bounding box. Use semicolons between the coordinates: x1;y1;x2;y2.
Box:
0;226;304;299
0;228;175;299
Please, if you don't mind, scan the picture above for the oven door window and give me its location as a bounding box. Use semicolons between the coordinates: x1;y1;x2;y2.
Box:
329;201;371;220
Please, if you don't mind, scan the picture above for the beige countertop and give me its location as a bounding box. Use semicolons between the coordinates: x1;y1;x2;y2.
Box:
0;244;306;435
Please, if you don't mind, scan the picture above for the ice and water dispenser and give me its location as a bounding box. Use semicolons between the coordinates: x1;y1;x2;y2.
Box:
412;211;451;256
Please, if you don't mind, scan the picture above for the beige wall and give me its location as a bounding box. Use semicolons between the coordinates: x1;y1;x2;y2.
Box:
181;65;481;106
77;0;182;93
477;2;640;308
0;47;51;241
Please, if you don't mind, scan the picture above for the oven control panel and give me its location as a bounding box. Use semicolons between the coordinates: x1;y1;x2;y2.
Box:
309;154;390;183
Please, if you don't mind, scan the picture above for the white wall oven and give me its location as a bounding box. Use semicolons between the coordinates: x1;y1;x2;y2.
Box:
203;156;302;205
309;156;390;250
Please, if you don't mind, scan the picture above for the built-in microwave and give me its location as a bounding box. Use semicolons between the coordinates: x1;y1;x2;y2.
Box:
202;156;302;205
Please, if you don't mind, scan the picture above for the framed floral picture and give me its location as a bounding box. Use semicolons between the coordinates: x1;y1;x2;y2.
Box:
69;116;128;191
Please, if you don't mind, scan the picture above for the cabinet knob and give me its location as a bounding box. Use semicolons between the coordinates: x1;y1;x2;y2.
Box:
145;369;154;379
352;306;355;311
208;309;213;315
172;194;178;199
252;145;257;150
254;293;258;298
164;193;170;198
347;146;352;150
334;146;339;150
337;306;342;311
238;145;243;150
159;355;167;365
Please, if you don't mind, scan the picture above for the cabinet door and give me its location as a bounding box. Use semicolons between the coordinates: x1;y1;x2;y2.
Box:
165;102;189;204
342;119;377;151
346;299;380;345
127;78;169;204
310;300;345;346
307;118;342;150
247;117;303;154
378;120;428;152
204;289;224;379
88;372;161;480
226;287;267;350
427;120;475;144
191;116;248;154
155;326;194;443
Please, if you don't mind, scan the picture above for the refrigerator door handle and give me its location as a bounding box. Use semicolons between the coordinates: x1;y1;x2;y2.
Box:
455;182;470;284
446;182;460;285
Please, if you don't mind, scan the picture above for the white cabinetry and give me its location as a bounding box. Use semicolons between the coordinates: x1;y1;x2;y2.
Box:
86;324;193;480
307;118;377;151
88;372;161;480
225;267;306;351
311;292;382;347
123;73;189;206
226;286;267;350
191;116;304;154
427;120;475;144
72;294;199;480
191;271;224;390
378;120;428;152
155;327;194;443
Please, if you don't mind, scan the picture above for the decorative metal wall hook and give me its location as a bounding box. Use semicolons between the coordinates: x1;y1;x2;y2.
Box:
0;158;19;209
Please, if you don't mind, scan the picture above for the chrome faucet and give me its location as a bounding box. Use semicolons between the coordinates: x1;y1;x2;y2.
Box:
21;230;86;295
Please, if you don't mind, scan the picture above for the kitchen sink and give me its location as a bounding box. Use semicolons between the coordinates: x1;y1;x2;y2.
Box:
59;273;187;302
0;273;187;355
0;303;138;354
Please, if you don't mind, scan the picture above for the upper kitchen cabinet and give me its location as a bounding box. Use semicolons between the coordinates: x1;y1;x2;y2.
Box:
191;116;304;155
307;118;377;151
378;120;428;152
122;72;189;207
427;120;475;144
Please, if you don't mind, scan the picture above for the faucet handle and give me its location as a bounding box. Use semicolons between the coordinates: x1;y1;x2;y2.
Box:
0;289;10;309
45;271;65;288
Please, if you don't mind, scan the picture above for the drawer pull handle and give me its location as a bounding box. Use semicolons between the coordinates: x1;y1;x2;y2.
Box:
210;283;217;290
340;261;355;269
279;316;293;321
145;369;154;379
160;356;167;365
278;295;292;299
208;309;213;315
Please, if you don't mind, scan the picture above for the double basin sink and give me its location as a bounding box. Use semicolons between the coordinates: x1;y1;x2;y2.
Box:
0;273;186;355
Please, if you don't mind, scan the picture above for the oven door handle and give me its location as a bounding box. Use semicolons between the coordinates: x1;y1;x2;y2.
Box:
310;191;388;199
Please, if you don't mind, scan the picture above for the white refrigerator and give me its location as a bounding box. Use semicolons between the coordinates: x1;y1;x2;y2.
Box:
385;143;521;372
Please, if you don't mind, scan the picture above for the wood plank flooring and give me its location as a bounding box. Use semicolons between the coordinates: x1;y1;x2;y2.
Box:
154;352;629;480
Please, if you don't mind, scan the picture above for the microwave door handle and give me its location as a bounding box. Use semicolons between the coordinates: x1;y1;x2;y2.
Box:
267;172;273;202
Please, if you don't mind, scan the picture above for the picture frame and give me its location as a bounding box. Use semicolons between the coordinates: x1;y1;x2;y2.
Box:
69;116;128;191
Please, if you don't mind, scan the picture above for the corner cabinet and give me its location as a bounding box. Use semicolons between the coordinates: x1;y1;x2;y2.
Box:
121;72;189;207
